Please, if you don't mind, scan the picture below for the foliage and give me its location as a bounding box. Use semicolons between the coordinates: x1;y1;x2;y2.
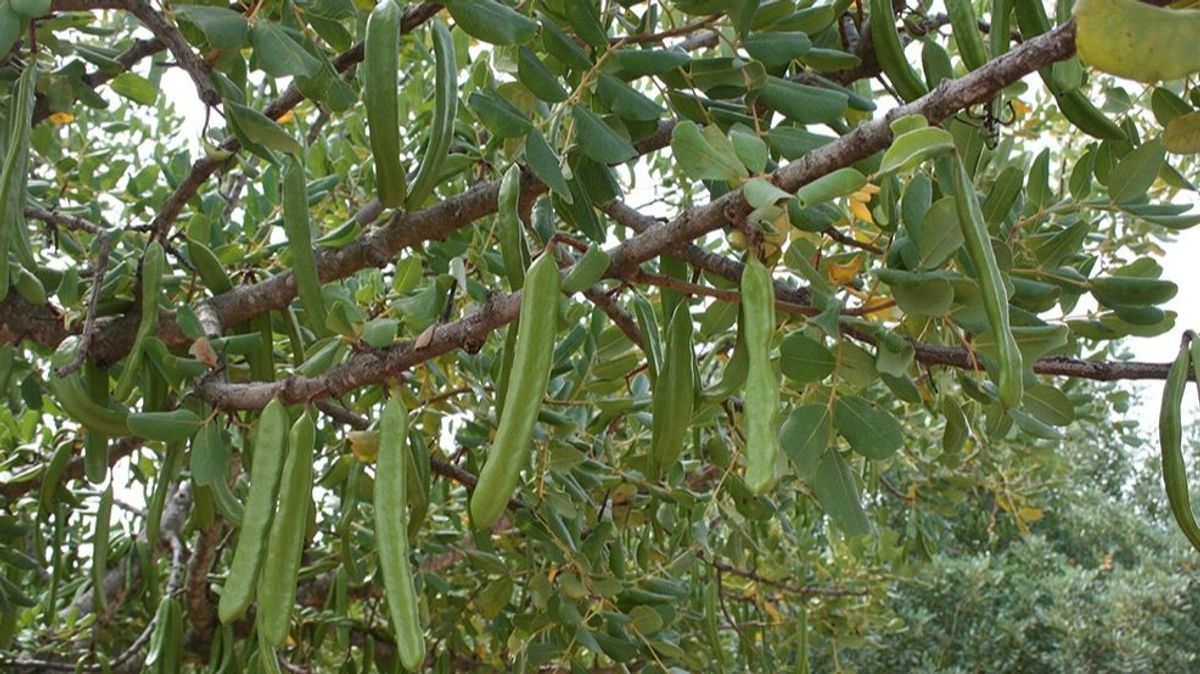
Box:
0;0;1197;671
824;391;1200;673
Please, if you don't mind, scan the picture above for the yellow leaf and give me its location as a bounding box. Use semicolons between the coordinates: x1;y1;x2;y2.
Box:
1018;506;1044;522
827;256;862;283
1015;517;1031;536
772;210;790;234
865;304;895;320
48;112;75;125
1011;99;1031;120
276;110;296;124
849;199;874;224
727;228;748;250
761;600;784;623
1165;112;1200;154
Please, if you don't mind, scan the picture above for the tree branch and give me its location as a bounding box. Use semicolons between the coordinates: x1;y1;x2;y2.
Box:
617;12;724;45
626;269;816;316
609;195;1186;383
87;123;672;368
0;438;143;501
1;121;668;370
186;23;1156;410
701;553;869;598
0;292;64;349
68;482;192;619
6;19;1165;410
25;206;114;377
0;532;186;673
602;24;1078;278
184;522;223;650
600;200;813;308
124;0;219;107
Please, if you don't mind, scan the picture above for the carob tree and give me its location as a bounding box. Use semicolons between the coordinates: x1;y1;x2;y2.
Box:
0;0;1199;671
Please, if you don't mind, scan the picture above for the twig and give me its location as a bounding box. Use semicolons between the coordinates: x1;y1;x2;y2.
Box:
64;241;110;374
630;269;818;317
33;37;165;125
415;386;471;410
878;474;913;502
124;0;220;107
584;286;644;347
0;437;143;501
305;109;330;146
430;457;526;511
315;399;369;429
220;172;248;222
1;532;188;673
617;13;725;45
698;553;869;598
552;244;644;347
112;497;146;519
824;226;886;255
24;205;107;235
22;207;113;377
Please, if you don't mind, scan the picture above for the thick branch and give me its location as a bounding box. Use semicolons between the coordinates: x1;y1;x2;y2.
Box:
0;292;65;348
196;292;521;409
184;523;223;650
6;20;1165;409
192;23;1169;410
602;24;1078;278
601;199;812;308
85;123;671;367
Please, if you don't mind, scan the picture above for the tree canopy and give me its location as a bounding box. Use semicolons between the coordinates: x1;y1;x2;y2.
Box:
1;0;1200;671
